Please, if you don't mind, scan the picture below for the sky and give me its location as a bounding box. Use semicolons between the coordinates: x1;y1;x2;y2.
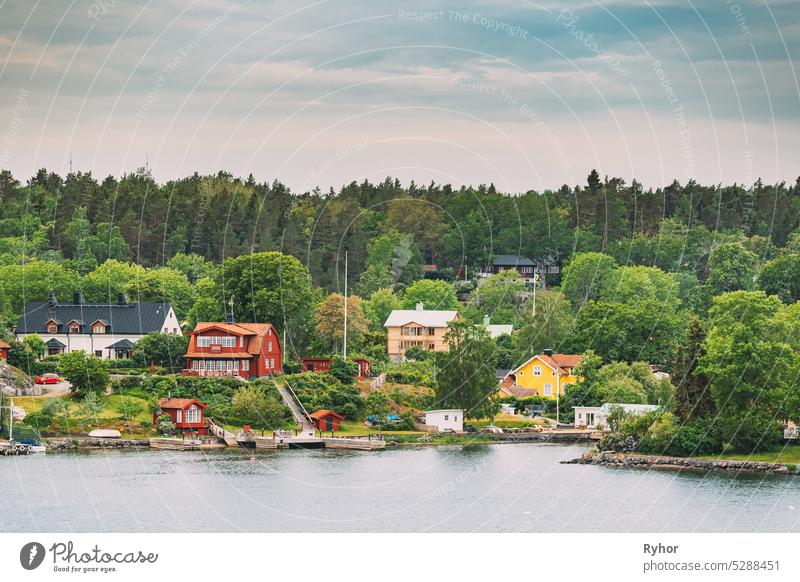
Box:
0;0;798;193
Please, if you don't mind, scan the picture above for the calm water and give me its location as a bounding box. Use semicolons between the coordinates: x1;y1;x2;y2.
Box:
3;443;800;532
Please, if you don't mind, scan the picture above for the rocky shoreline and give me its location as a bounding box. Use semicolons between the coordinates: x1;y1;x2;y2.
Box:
45;437;151;451
564;451;797;475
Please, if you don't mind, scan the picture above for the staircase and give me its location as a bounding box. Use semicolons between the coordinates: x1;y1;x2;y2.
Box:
274;379;315;436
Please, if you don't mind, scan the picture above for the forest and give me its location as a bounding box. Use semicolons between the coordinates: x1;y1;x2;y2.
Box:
3;166;800;452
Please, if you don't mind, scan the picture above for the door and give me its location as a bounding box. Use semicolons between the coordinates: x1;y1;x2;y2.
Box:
586;413;595;427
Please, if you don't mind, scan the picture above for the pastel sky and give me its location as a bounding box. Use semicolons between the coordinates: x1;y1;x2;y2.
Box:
0;0;798;192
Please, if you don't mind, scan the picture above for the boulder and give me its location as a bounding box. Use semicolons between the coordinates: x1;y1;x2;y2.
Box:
0;361;40;396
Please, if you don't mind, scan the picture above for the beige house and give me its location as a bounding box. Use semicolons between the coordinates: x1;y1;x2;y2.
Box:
384;303;459;361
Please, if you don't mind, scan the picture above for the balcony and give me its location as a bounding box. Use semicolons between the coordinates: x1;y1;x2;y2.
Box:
181;369;242;378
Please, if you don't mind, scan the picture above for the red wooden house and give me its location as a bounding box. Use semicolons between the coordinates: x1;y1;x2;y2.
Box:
301;357;371;379
310;409;344;431
0;339;9;360
155;398;209;435
183;321;282;379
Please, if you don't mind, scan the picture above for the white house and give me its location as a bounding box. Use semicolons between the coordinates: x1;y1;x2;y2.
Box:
15;292;181;359
425;409;464;432
574;403;660;431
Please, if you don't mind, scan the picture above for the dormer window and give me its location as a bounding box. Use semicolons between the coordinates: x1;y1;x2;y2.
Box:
91;320;108;334
46;319;59;333
67;320;81;334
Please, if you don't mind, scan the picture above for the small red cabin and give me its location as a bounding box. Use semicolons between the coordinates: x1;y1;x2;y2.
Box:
301;357;371;379
155;398;209;435
0;339;9;360
310;409;344;431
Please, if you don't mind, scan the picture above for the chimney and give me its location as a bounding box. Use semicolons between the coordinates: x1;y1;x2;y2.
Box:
47;291;58;308
483;315;490;326
543;348;554;357
117;292;128;305
416;302;424;311
73;291;84;305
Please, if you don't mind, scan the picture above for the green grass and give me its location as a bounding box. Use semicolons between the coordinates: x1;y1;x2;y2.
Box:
699;446;800;464
335;420;422;436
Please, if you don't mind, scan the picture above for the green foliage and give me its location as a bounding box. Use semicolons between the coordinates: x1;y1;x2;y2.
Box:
156;413;176;435
705;242;758;294
433;320;498;419
385;359;435;386
58;351;111;395
365;391;391;418
401;279;458;310
403;346;430;361
79;391;104;418
329;357;359;385
116;398;145;421
284;372;364;419
561;252;618;308
130;332;189;369
471;269;526;324
363;288;401;331
512;290;571;363
758;254;800;303
229;385;289;428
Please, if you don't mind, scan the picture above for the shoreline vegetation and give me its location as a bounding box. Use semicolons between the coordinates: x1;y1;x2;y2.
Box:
565;451;800;475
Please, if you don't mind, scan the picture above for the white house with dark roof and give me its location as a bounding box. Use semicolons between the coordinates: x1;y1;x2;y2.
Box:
384;302;459;361
15;291;181;359
573;403;661;431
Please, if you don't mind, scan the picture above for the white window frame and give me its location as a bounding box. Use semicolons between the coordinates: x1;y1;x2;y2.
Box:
533;365;542;377
544;384;553;396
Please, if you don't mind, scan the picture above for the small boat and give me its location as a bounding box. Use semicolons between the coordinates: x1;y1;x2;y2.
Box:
149;437;201;450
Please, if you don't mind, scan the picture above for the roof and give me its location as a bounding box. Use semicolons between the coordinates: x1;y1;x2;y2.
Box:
17;300;173;335
384;309;458;328
492;255;535;266
310;409;344;420
184;351;254;359
45;338;66;348
105;338;135;349
190;322;279;356
599;403;660;414
498;385;541;398
425;409;464;414
485;324;513;338
158;398;208;410
507;353;582;377
0;339;10;349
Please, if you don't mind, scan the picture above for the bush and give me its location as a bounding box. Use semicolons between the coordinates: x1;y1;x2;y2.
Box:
22;411;53;430
156;413;176;435
715;410;783;453
404;346;430;361
116;399;145;421
330;357;359;385
384;360;435;387
229;385;291;428
284;372;364;419
58;351;110;395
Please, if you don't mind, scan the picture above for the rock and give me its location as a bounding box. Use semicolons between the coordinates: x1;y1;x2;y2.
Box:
0;361;40;396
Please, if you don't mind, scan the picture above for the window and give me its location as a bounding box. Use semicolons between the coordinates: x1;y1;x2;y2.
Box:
197;336;211;347
428;343;435;350
519;370;524;376
533;365;542;377
239;336;244;347
47;321;58;333
270;358;275;368
454;415;458;422
544;384;553;396
427;327;435;336
68;321;80;333
199;360;206;371
185;406;200;423
243;360;249;371
95;350;102;357
227;360;232;371
192;360;199;370
173;328;177;334
223;337;236;348
444;415;449;421
92;323;106;334
176;410;182;423
267;341;273;351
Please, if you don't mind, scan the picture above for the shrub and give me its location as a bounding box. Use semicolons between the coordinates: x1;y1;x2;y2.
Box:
229;385;290;428
284;372;364;419
329;357;359;385
156;413;176;435
116;399;145;421
58;351;110;395
22;411;53;430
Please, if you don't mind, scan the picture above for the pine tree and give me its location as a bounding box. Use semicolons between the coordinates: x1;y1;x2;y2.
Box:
672;316;714;421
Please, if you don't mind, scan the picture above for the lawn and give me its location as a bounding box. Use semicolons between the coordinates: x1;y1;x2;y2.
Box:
9;393;154;437
335;420;422;436
699;446;800;465
471;413;548;429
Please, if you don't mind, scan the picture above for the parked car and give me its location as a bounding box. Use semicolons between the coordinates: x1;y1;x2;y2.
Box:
35;373;60;385
480;425;503;434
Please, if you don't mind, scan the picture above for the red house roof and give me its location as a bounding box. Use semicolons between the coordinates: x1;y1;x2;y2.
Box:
158;398;208;411
0;340;10;349
309;409;344;421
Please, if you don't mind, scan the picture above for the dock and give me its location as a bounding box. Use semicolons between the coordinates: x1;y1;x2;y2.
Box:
322;436;386;450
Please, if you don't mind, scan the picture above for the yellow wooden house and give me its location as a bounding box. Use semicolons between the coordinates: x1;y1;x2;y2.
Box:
501;350;582;399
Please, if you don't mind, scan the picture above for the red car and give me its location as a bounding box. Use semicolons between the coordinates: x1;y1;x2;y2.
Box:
35;373;60;385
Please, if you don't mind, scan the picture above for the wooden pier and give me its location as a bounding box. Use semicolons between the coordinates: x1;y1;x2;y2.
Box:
322;436;386;450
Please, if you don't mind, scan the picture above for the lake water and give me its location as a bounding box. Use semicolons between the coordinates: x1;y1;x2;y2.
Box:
3;443;800;532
